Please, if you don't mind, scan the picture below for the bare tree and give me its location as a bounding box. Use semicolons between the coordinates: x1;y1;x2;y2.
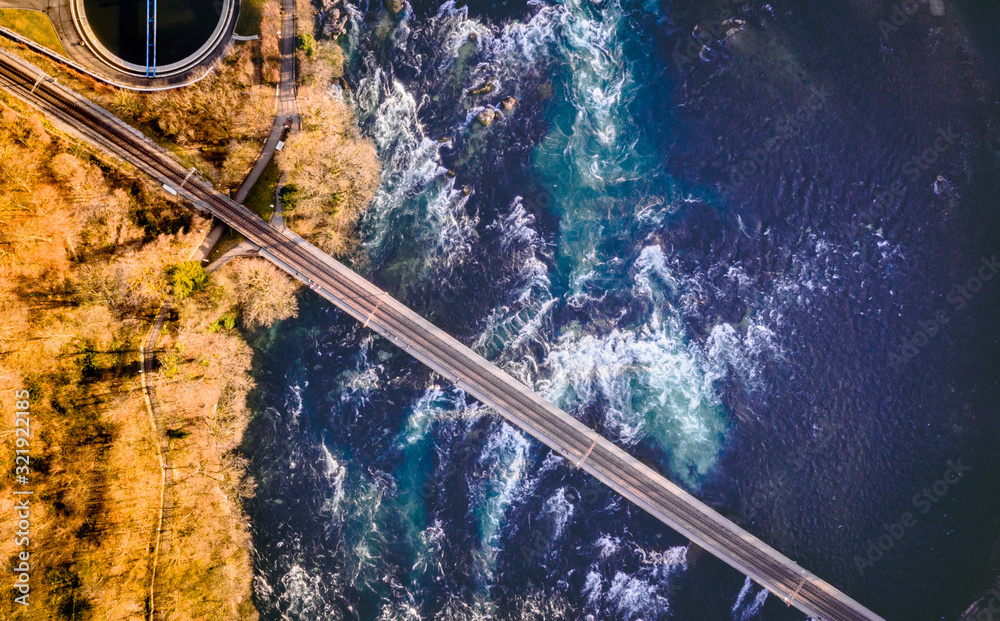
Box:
230;258;299;328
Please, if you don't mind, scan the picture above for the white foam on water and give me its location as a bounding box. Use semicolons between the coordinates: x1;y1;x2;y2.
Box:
581;539;687;618
400;386;458;445
538;310;728;487
275;565;338;620
633;244;680;302
732;576;754;615
342;469;395;588
635;544;688;568
412;519;448;581
287;382;305;425
317;0;761;614
433;594;497;621
543;486;576;540
605;571;670;619
319;443;348;516
595;534;622;558
473;198;557;371
472;422;532;562
730;579;770;621
355;71;477;280
583;570;604;604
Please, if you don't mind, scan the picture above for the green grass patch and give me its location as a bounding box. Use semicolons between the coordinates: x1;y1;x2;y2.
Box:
205;229;245;264
244;159;279;221
235;0;267;37
0;9;66;54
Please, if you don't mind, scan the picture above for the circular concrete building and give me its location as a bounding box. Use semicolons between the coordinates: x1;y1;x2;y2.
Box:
71;0;237;79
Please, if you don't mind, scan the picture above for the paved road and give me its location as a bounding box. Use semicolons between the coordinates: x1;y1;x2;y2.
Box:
0;45;885;621
234;0;300;204
237;0;300;209
277;0;299;127
215;0;297;256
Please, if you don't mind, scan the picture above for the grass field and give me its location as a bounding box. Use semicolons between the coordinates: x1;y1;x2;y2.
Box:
235;0;268;37
0;9;66;54
205;228;246;264
244;159;279;221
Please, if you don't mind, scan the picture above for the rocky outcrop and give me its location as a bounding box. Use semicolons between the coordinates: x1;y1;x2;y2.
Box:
469;81;495;96
476;107;497;126
317;0;350;37
722;18;745;38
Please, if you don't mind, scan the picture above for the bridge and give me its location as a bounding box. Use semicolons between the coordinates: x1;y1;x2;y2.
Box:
0;45;885;621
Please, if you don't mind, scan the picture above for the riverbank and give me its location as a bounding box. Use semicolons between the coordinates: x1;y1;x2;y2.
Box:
274;0;380;259
0;0;381;616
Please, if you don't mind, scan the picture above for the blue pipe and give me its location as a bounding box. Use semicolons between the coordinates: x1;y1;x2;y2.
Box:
146;0;157;77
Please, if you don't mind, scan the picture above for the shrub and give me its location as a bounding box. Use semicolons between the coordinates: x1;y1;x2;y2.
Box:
278;184;298;211
296;33;316;57
230;258;298;328
209;310;237;333
170;261;209;300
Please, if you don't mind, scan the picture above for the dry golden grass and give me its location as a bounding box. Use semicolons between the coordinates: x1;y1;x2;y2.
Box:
107;43;275;192
0;0;283;196
0;94;257;620
0;8;66;53
150;299;258;620
0;4;278;197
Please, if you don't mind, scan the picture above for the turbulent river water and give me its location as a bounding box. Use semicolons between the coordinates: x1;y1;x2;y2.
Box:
241;1;1000;619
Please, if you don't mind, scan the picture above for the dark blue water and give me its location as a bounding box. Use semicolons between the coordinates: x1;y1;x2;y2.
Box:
241;0;1000;619
82;0;223;65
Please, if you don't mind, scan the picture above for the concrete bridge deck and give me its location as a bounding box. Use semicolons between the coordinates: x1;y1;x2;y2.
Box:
0;44;886;621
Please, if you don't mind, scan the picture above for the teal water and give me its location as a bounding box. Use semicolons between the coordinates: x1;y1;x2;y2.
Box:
242;1;1000;619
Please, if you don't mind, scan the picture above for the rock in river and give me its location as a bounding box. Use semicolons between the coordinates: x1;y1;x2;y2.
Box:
476;108;497;126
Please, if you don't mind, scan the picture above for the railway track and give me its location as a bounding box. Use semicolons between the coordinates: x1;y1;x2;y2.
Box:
0;47;885;621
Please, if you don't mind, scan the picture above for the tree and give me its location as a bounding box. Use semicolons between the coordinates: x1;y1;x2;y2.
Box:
230;258;298;328
275;88;380;256
296;33;316;57
170;261;209;300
